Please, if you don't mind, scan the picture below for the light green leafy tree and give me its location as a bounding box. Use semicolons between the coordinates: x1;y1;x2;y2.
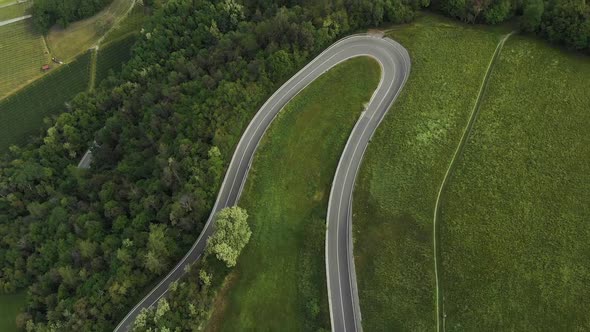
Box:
154;299;170;322
199;269;212;286
206;207;251;267
132;309;148;330
144;224;172;274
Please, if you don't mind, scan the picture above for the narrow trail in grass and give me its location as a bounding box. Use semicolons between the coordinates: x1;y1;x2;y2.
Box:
88;48;98;91
432;31;515;332
96;0;137;46
89;0;135;92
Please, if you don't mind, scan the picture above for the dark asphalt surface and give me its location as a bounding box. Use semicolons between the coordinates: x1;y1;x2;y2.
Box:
114;34;410;332
325;36;410;332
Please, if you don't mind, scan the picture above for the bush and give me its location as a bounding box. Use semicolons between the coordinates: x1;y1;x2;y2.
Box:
520;0;544;31
484;0;512;24
436;0;590;52
539;0;590;51
206;207;251;268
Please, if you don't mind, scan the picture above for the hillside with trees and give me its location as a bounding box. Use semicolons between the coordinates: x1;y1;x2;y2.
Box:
0;0;428;330
434;0;590;52
131;207;251;331
0;0;588;330
31;0;114;32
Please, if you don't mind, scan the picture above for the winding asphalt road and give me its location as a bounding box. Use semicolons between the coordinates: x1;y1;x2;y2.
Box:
114;34;410;332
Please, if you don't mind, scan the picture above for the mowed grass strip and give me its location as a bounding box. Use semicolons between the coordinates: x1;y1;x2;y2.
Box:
440;36;590;330
0;2;29;21
0;51;91;151
0;20;48;100
352;14;506;331
206;57;380;332
0;292;26;332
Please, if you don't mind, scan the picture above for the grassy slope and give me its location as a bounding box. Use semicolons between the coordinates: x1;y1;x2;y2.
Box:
352;14;505;331
206;57;380;332
0;51;91;151
440;36;590;330
0;2;29;21
46;0;134;61
0;20;48;100
0;292;26;332
101;5;145;45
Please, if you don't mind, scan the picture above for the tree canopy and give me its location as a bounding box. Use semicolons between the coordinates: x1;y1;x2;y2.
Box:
0;0;587;330
435;0;590;52
31;0;114;33
1;0;430;330
207;206;251;268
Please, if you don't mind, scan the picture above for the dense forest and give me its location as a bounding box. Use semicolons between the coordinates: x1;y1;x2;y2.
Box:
131;206;251;331
0;0;428;330
434;0;590;52
0;0;588;330
31;0;114;32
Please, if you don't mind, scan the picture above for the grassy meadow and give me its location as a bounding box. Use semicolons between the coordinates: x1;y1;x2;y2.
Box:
0;2;29;21
352;14;508;331
0;292;26;332
439;35;590;330
0;51;91;151
46;0;135;61
206;57;380;332
0;20;48;100
101;4;146;45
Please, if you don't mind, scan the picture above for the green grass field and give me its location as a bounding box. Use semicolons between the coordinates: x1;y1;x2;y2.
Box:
352;14;508;330
46;0;135;61
206;57;380;332
439;35;590;330
95;33;137;86
0;51;91;151
0;20;48;100
0;292;26;332
101;5;146;45
0;2;29;21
